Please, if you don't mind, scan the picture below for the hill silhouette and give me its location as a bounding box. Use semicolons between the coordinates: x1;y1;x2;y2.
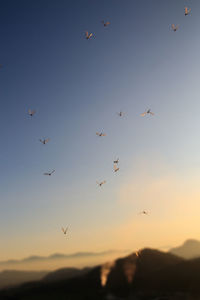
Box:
0;270;48;290
1;248;200;299
43;267;91;282
170;239;200;259
0;249;129;272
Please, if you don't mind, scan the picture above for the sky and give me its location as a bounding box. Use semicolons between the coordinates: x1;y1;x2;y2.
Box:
1;0;200;263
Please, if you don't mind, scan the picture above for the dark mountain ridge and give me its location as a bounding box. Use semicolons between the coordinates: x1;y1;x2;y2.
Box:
1;248;200;299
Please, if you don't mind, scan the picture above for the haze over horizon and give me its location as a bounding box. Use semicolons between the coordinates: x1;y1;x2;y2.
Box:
1;0;200;264
0;239;197;272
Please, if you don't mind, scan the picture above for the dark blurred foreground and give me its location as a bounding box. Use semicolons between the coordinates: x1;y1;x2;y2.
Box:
1;249;200;300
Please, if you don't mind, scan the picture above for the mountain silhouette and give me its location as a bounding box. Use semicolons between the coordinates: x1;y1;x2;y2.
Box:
43;267;91;282
0;250;124;264
0;270;48;290
170;239;200;259
1;248;200;299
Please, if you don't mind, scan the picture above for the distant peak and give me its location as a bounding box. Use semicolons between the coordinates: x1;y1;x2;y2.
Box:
183;239;199;246
170;239;200;259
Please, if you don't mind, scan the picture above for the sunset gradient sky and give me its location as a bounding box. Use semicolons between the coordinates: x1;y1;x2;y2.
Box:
1;0;200;262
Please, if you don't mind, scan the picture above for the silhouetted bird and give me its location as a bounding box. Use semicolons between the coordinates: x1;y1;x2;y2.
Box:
28;109;36;117
184;7;191;16
139;210;149;215
85;31;94;40
114;164;119;173
140;109;154;116
96;180;106;187
101;21;110;27
117;111;124;117
171;24;179;32
44;170;55;176
39;138;50;144
96;132;106;137
62;227;68;235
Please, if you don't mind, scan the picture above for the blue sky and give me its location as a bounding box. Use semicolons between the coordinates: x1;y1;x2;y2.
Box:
1;0;200;261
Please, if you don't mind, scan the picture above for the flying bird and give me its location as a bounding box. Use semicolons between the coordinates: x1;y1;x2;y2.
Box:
139;210;149;215
140;109;154;117
28;109;36;117
62;227;68;235
117;111;124;117
171;24;179;32
113;158;119;164
114;164;119;173
39;138;50;144
97;180;106;187
43;170;55;176
96;132;106;137
85;31;94;40
184;7;191;16
101;20;110;27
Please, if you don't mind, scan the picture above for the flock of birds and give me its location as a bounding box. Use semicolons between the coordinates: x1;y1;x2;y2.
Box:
26;5;191;237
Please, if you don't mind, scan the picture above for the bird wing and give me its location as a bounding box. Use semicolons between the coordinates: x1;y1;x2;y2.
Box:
185;7;188;14
171;24;175;29
101;133;106;136
39;139;43;143
44;173;49;175
96;132;100;136
28;109;32;115
85;31;88;37
105;22;110;26
51;170;55;174
45;138;50;143
96;181;100;185
88;33;93;39
140;112;146;117
150;112;154;115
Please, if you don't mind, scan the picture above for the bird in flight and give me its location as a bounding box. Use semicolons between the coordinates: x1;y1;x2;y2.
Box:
101;20;110;27
171;24;179;32
114;164;119;173
85;31;94;40
97;180;106;187
113;158;119;164
96;132;106;137
39;138;50;144
184;7;191;16
140;109;154;117
117;111;124;117
62;227;68;235
28;109;36;117
44;170;55;176
139;210;149;215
